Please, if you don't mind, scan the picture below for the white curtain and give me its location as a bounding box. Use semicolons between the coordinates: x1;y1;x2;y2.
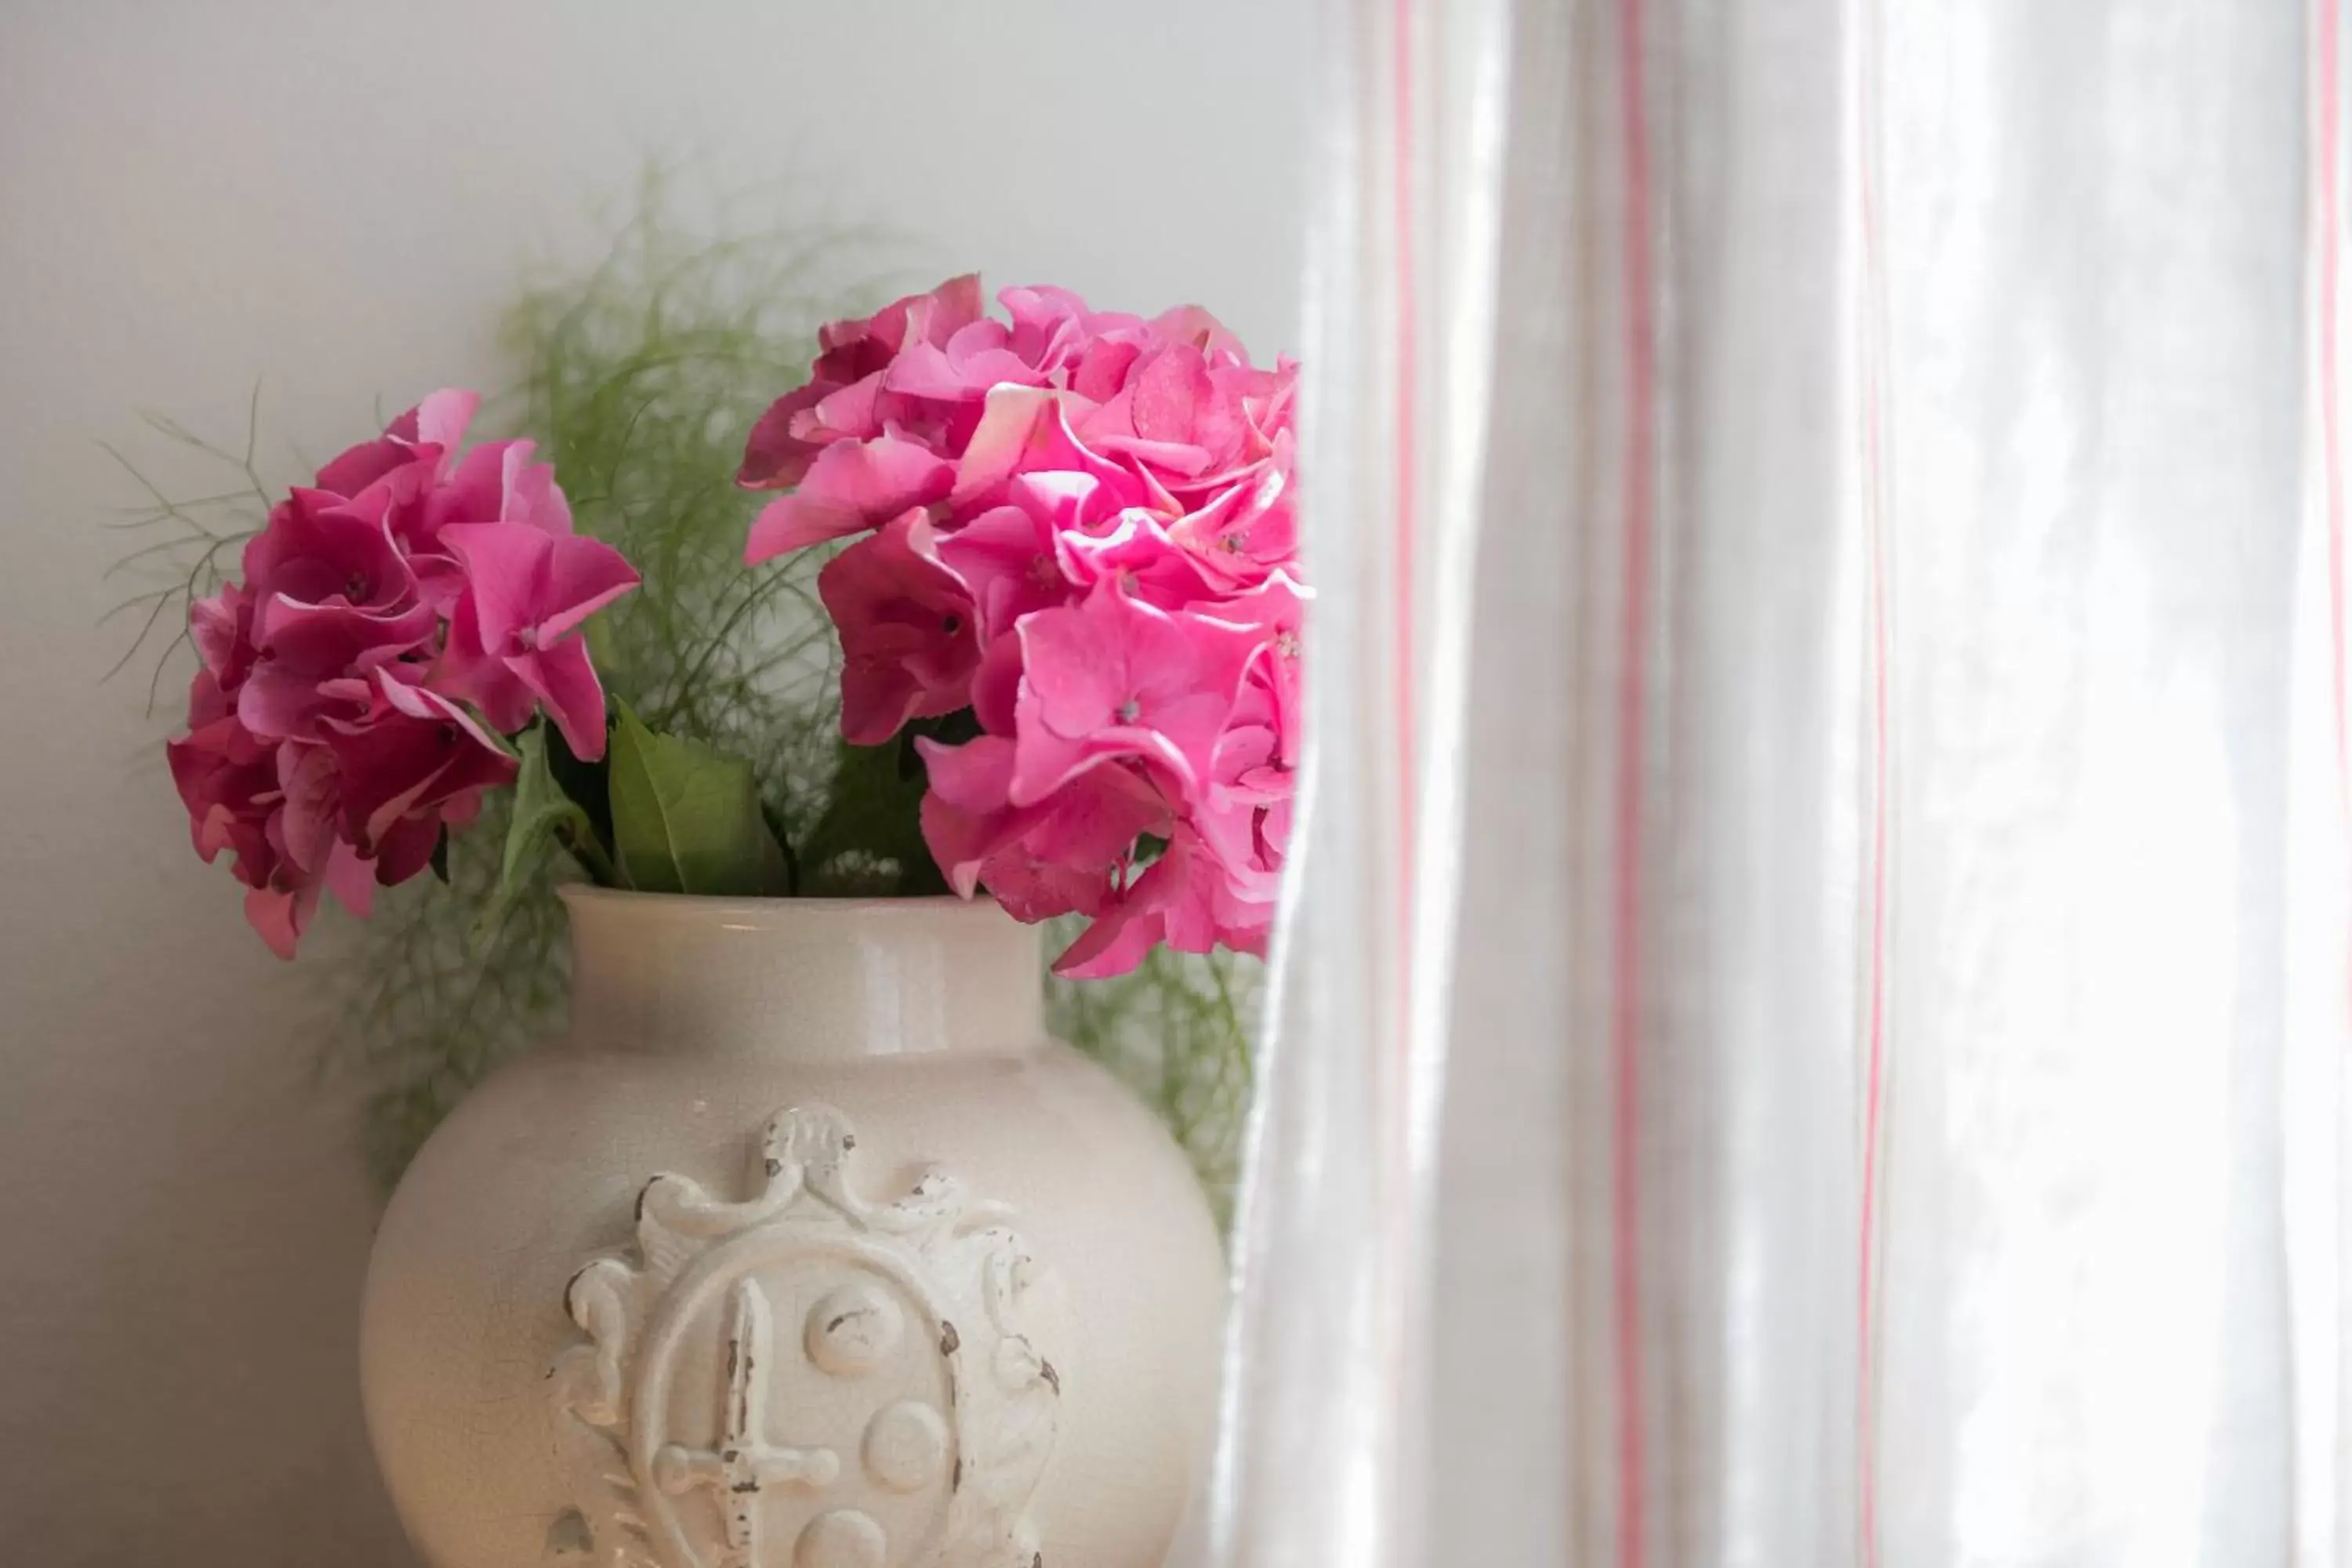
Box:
1213;1;2352;1564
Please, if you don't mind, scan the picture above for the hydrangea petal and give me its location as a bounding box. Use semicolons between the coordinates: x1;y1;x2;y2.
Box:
743;435;955;563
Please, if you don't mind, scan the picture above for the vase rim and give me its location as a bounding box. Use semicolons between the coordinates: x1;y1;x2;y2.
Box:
556;884;1041;1060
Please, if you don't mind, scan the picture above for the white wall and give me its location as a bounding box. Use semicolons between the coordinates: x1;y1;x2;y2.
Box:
0;3;1306;1560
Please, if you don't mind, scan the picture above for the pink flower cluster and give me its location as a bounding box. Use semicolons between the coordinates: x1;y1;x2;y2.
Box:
169;391;638;957
739;277;1302;976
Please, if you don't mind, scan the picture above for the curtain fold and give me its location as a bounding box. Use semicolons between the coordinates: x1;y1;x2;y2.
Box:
1213;1;2352;1563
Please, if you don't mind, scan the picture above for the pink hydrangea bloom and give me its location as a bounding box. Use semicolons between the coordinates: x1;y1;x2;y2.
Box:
167;392;637;958
432;521;641;758
742;279;1305;975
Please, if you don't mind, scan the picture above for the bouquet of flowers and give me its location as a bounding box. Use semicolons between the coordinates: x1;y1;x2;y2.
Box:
133;233;1301;1192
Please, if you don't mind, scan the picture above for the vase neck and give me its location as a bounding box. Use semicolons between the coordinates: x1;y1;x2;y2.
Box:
559;890;1044;1061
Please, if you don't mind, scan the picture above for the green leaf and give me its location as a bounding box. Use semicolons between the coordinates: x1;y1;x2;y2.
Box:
470;724;613;948
795;728;953;897
608;701;790;896
428;829;451;884
544;708;615;851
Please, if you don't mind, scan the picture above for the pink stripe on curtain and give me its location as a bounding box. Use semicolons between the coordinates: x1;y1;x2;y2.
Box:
1853;0;1891;1563
2313;2;2351;1561
1612;1;1656;1564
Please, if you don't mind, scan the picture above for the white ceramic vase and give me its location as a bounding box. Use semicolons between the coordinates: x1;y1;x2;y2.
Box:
360;889;1228;1568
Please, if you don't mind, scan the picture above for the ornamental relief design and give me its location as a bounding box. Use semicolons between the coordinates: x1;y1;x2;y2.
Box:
548;1103;1062;1568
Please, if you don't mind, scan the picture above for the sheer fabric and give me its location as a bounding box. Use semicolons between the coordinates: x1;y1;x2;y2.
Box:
1213;1;2352;1563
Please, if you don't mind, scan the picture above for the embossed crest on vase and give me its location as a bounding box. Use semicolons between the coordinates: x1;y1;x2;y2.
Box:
550;1103;1062;1568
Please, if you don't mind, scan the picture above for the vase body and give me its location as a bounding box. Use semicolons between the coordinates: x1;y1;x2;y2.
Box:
361;890;1227;1568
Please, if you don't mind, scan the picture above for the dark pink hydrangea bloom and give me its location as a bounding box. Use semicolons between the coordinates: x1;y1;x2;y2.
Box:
168;392;637;957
